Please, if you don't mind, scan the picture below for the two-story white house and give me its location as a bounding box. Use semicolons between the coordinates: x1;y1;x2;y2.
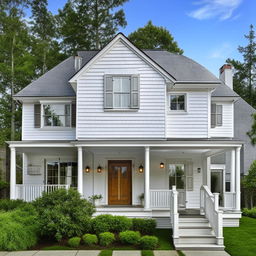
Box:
8;33;245;251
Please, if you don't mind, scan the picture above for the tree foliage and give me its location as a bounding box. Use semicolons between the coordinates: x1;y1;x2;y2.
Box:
128;21;183;54
57;0;128;54
242;160;256;208
226;25;256;108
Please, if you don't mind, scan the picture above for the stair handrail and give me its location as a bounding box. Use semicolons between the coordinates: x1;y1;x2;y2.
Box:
170;185;179;244
200;185;224;245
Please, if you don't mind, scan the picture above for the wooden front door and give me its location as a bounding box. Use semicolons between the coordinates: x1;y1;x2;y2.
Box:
108;160;132;205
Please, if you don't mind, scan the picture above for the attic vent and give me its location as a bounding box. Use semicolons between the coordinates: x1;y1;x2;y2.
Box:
74;56;82;71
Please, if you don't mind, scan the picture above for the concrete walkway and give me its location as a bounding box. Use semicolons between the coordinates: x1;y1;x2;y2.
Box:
0;251;179;256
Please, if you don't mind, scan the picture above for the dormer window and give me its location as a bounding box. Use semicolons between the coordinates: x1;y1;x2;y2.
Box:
104;75;140;110
43;104;71;127
169;94;186;111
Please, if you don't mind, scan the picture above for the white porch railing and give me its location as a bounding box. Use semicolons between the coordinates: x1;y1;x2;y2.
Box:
16;184;70;202
200;185;224;245
170;185;179;244
150;189;171;208
223;192;236;209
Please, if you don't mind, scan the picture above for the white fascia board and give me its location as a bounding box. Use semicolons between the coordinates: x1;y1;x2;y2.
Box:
7;141;74;148
14;96;76;103
69;33;175;84
39;100;72;104
211;96;239;102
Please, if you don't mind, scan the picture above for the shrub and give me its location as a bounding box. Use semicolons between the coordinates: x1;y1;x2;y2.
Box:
119;231;141;245
139;236;158;250
91;214;114;234
99;250;112;256
82;234;98;246
242;208;256;218
0;199;28;211
132;218;156;235
111;216;132;233
0;205;39;250
68;237;81;248
99;232;115;246
33;188;95;241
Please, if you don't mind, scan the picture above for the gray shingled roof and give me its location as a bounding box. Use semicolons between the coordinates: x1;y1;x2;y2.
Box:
211;82;239;97
15;49;230;97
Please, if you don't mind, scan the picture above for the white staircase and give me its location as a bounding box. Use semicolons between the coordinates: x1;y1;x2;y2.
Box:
170;185;225;251
175;214;225;251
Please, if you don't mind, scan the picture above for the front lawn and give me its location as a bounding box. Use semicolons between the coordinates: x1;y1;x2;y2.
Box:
224;216;256;256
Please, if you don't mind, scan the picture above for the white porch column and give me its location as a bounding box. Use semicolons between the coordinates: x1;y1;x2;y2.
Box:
235;147;241;211
144;146;150;210
230;149;236;193
10;147;16;199
206;156;211;189
77;146;83;196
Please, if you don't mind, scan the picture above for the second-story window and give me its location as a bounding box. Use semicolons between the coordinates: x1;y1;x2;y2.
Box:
169;94;186;111
104;75;140;110
211;103;223;128
43;104;71;127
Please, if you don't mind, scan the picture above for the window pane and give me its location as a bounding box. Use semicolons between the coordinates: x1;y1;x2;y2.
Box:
170;95;177;103
171;103;177;110
113;77;122;92
121;77;130;92
177;95;184;103
44;116;52;126
65;105;70;115
168;164;185;189
114;94;121;108
217;114;222;125
216;105;222;114
52;115;64;126
65;115;71;127
178;103;185;110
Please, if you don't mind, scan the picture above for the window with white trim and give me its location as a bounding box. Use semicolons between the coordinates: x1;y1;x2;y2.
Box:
169;94;186;111
43;104;71;127
211;104;223;128
104;75;139;110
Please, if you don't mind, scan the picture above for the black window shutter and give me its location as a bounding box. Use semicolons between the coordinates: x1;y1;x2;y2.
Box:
72;103;76;127
34;104;41;128
211;104;216;128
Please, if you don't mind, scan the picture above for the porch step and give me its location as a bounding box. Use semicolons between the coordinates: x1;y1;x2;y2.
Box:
174;215;224;251
175;244;225;251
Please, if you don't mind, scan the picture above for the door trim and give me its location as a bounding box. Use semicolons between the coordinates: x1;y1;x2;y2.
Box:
108;160;132;205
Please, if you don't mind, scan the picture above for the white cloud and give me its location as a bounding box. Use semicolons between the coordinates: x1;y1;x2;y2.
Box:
209;43;233;59
188;0;242;20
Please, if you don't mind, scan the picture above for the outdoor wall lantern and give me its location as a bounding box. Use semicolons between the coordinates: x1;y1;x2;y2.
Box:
84;166;90;173
197;167;201;173
97;165;102;173
160;162;165;169
138;164;144;173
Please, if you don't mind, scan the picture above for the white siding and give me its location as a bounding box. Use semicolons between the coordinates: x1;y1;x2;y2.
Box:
210;102;233;137
166;91;209;138
22;103;76;140
76;41;166;139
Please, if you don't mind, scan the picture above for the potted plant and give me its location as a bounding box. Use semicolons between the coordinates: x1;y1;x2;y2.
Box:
139;193;144;206
89;194;103;206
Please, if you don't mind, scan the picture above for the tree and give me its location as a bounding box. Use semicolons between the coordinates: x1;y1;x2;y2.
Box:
30;0;63;75
242;160;256;208
57;0;128;54
226;25;256;108
0;0;33;142
128;21;183;54
248;114;256;145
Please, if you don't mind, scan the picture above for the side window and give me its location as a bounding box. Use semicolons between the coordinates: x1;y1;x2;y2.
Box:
170;94;186;111
104;75;140;110
211;104;223;128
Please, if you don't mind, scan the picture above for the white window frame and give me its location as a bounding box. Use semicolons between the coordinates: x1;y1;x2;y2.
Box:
168;93;187;113
211;103;223;128
40;101;72;128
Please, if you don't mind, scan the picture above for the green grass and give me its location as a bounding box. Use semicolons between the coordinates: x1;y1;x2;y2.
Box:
99;250;112;256
224;216;256;256
177;251;186;256
153;229;174;250
141;250;154;256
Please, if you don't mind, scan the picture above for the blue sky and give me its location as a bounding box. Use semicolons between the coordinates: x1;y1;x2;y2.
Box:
46;0;255;77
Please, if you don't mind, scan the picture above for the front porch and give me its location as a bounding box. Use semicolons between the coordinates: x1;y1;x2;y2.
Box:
8;140;242;219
